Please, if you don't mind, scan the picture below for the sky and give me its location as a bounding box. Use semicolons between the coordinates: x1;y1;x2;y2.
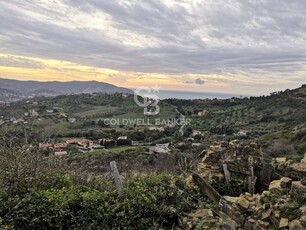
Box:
0;0;306;95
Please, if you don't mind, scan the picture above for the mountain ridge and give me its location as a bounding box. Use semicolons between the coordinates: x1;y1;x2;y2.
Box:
0;78;133;102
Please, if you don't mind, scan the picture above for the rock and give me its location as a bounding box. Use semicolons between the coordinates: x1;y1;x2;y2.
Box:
260;191;270;203
274;210;280;218
261;208;272;221
219;196;246;224
290;181;306;201
284;162;306;181
301;153;306;164
219;212;239;230
300;205;306;214
289;219;303;230
300;215;306;228
192;209;213;218
279;218;289;228
238;197;250;210
255;220;270;230
269;180;284;196
244;218;256;230
280;177;292;188
275;157;287;164
301;177;306;185
220;141;229;147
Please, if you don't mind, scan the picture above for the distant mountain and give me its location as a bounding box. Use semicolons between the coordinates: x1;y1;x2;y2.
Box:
0;78;133;102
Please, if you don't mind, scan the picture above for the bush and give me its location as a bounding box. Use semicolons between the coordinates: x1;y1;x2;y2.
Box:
1;174;211;229
266;141;295;157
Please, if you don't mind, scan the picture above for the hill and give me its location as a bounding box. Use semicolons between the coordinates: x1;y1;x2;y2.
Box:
0;78;133;102
165;84;306;154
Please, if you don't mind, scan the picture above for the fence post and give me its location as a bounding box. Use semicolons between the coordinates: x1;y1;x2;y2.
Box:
110;161;124;198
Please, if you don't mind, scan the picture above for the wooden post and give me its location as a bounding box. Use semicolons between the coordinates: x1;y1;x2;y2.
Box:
222;163;231;184
248;166;257;195
260;162;272;190
110;161;124;198
192;173;221;204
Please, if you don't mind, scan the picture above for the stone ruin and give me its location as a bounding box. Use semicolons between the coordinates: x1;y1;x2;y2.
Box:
187;141;306;230
198;140;264;194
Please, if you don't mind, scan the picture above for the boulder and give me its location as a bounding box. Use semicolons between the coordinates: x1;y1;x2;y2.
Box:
254;220;269;230
219;196;246;224
238;197;250;210
289;219;303;230
279;218;288;228
269;180;284;196
280;177;292;188
290;181;306;201
191;209;213;218
301;177;306;185
284;162;306;181
260;191;270;203
244;218;256;230
301;153;306;164
219;212;239;230
300;215;306;228
261;208;272;221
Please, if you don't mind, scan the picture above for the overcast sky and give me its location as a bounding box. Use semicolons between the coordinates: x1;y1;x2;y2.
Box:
0;0;305;95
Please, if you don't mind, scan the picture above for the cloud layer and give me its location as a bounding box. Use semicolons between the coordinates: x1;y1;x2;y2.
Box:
0;0;305;94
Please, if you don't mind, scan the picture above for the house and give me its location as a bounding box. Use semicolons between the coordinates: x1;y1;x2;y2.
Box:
192;143;201;147
52;107;63;112
30;110;39;117
117;136;128;140
234;130;249;137
54;143;67;151
54;151;67;156
46;110;54;113
18;118;25;124
77;139;93;148
187;137;194;142
192;130;203;137
68;117;76;123
149;143;171;154
59;113;67;118
149;126;165;132
197;110;207;117
39;143;53;150
99;138;115;146
66;139;78;144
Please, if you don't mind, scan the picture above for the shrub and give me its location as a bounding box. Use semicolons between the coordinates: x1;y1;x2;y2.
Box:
2;174;211;229
266;141;295;157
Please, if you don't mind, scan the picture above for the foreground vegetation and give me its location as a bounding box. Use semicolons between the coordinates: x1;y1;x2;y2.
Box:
0;138;213;229
0;85;305;229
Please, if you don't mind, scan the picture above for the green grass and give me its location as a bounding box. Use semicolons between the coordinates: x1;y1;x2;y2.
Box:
91;146;151;155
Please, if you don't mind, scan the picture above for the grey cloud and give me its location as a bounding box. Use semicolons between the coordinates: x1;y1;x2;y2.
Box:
0;56;44;69
185;78;205;85
0;0;305;89
195;78;204;85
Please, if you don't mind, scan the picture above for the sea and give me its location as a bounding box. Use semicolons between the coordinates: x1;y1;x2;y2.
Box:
134;89;247;100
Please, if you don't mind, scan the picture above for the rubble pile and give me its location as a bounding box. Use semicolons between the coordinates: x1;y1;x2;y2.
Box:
185;177;306;229
273;153;306;180
219;177;306;229
198;140;262;183
189;141;306;229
